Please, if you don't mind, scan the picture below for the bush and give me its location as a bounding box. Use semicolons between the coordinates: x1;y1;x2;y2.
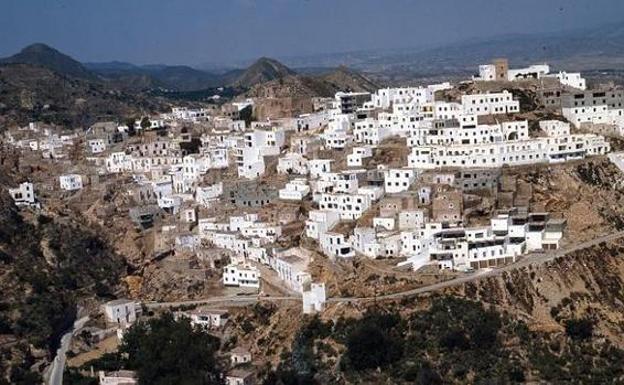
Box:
120;313;223;385
344;312;403;370
564;318;594;340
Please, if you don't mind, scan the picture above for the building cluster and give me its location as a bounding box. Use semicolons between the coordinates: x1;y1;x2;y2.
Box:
4;58;624;318
474;58;586;90
7;56;624;384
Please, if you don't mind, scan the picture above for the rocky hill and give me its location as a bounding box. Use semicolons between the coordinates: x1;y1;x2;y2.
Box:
0;63;163;128
0;185;127;384
232;57;296;88
246;66;380;98
85;62;225;92
1;44;379;99
317;66;380;93
0;43;95;80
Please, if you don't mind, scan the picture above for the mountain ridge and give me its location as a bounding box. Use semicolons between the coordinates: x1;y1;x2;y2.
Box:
0;43;95;80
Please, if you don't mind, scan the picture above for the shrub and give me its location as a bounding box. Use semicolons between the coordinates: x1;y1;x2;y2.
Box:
564;318;594;340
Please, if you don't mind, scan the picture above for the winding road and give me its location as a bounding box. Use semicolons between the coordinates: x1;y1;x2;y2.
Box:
144;230;624;308
45;314;90;385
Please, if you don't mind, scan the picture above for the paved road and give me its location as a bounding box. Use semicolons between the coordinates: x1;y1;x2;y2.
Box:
144;296;300;309
329;230;624;303
46;314;90;385
145;231;624;308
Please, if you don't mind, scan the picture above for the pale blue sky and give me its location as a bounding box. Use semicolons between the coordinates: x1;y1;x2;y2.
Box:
1;0;623;66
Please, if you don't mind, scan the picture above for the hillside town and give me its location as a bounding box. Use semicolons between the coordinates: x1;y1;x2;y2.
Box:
4;56;624;384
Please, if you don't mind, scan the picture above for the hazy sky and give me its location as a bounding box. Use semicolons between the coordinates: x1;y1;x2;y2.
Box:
1;0;623;66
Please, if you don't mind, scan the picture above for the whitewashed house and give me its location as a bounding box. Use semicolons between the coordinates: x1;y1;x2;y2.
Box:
8;182;37;207
305;210;340;240
279;179;311;200
384;168;417;193
187;308;229;329
223;263;261;288
318;192;371;220
103;299;137;326
98;370;138;385
320;232;354;258
59;174;83;191
308;159;332;179
277;152;308;175
302;283;327;314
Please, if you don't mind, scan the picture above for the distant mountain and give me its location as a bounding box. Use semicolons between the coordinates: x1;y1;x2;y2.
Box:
279;21;624;76
84;61;139;72
85;62;222;91
246;66;381;98
232;57;296;88
0;43;95;80
140;65;221;91
318;66;379;93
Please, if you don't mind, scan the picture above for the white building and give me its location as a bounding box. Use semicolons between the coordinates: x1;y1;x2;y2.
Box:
223;263;261;288
99;370;138;385
476;64;496;81
8;182;36;207
279;179;311;200
302;283;327;314
318;192;371;220
277;152;308;175
196;182;223;207
59;174;83;191
187;308;229;329
88;139;106;154
461;91;520;116
308;159;332;179
320;232;354;258
273;253;311;292
384;168;417;193
347;146;373;167
400;211;565;272
103;299;137;326
305;210;340;240
553;71;586;90
507;64;550;81
230;347;252;366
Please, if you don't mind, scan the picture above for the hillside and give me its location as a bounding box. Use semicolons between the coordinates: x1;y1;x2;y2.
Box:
232;57;296;88
86;62;224;92
0;63;163;127
246;66;380;98
89;57;294;92
0;185;127;384
1;44;379;96
0;43;95;80
317;66;379;93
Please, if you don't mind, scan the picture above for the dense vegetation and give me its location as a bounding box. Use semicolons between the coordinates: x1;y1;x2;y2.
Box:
72;313;224;385
263;296;624;385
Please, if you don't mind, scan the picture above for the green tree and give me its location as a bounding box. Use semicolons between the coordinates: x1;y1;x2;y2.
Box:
344;312;403;371
140;117;151;130
125;118;137;136
120;313;224;385
564;318;594;340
